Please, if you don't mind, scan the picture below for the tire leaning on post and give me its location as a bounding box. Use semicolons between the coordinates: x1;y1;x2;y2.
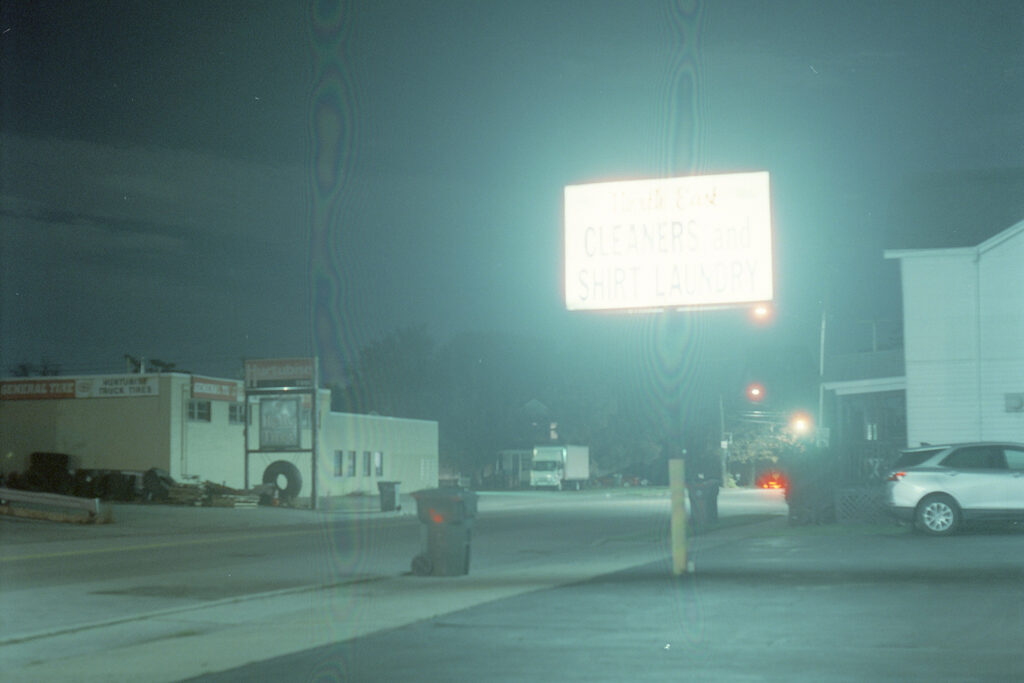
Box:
262;460;303;503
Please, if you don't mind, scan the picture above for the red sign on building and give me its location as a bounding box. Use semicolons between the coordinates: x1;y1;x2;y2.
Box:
0;379;77;400
192;376;242;401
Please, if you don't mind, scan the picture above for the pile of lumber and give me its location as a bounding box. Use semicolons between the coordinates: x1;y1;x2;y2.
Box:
204;482;261;508
147;471;263;508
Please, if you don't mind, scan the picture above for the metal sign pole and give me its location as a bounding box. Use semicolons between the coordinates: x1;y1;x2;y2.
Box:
669;458;688;576
311;389;318;510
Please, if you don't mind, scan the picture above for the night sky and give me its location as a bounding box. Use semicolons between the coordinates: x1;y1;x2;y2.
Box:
2;0;1023;383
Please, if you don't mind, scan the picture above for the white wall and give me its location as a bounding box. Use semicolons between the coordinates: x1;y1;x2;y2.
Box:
897;221;1024;445
901;251;980;444
317;411;439;498
243;391;439;500
978;226;1024;440
182;397;247;487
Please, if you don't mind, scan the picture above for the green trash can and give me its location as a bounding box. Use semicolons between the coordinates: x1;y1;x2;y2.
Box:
377;481;401;512
410;487;478;576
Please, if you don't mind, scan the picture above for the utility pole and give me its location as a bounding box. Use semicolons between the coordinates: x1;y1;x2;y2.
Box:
719;394;729;486
817;306;826;432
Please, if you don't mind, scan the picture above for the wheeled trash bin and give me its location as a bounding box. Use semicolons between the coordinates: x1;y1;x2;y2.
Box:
377;481;401;512
686;475;720;533
410;487;478;577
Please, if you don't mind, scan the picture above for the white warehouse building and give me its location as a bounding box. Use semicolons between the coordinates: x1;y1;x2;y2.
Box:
0;371;438;501
886;218;1024;446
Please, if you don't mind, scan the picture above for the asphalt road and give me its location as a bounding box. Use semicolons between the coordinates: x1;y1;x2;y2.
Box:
1;488;773;681
4;489;1022;681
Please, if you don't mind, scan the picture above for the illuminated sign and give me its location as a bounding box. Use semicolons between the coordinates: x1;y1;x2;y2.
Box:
564;172;774;311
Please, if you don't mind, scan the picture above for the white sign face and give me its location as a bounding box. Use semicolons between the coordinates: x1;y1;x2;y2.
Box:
259;397;301;450
75;375;160;399
192;376;242;402
0;376;161;400
564;172;774;311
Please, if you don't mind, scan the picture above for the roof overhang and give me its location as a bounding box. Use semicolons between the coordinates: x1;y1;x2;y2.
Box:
822;376;906;396
884;217;1024;260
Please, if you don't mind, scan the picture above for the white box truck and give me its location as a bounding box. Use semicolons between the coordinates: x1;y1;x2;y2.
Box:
530;445;589;490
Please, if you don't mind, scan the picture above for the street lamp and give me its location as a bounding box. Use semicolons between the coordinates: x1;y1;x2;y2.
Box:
750;303;773;324
749;302;828;436
789;412;812;435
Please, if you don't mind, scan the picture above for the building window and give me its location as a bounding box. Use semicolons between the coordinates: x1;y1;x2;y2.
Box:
374;451;384;477
334;450;345;477
228;403;246;425
188;399;211;422
347;451;356;477
363;451;372;476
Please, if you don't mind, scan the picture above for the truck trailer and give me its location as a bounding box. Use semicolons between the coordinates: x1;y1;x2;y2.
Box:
530;445;589;490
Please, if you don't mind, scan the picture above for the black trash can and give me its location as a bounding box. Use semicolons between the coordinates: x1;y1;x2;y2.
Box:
706;478;720;522
687;478;713;533
410;487;478;577
377;481;401;512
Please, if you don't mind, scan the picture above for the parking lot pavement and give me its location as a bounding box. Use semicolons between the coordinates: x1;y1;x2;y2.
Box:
190;520;1024;683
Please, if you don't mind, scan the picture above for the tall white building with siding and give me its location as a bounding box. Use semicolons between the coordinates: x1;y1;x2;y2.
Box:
886;219;1024;445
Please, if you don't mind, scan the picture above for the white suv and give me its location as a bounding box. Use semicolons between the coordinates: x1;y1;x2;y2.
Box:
886;442;1024;535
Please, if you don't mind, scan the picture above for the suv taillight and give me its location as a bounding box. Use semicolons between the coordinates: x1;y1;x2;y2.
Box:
887;471;906;482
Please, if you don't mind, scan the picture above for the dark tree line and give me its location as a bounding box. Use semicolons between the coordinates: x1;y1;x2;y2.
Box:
328;325;799;481
7;359;62;377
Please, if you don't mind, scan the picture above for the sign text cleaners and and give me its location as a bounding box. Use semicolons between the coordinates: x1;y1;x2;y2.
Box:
564;172;773;311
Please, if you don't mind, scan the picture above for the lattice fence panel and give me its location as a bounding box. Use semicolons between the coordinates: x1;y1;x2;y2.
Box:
835;486;890;524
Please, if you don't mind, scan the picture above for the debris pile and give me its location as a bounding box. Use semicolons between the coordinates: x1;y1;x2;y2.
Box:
143;469;264;507
2;453;269;508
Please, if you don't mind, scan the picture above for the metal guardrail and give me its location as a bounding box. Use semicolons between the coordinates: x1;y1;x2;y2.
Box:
0;487;108;522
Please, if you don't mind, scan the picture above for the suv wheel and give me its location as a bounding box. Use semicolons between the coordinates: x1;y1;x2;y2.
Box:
915;494;960;536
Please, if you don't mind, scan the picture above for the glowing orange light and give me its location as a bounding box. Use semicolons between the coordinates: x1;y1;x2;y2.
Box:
750;303;774;324
747;383;765;402
429;509;444;524
756;472;787;490
790;412;812;434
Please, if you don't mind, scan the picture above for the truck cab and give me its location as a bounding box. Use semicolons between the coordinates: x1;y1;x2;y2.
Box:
530;445;589;491
530;455;563;489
